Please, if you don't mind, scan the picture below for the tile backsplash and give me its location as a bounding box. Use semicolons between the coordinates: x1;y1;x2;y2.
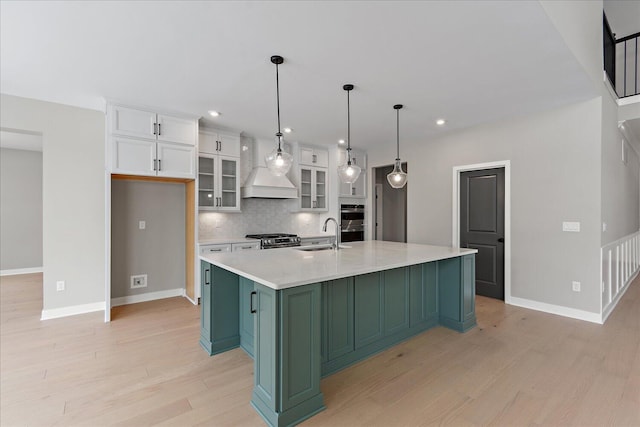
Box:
199;198;330;239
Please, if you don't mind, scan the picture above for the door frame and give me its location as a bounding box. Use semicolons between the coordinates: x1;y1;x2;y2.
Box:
452;160;511;304
374;183;383;240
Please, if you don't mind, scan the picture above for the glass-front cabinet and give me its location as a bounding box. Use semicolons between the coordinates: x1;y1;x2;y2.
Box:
198;154;240;212
299;166;327;211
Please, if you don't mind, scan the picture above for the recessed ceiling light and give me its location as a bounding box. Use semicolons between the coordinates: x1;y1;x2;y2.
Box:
338;139;345;145
284;127;293;133
208;110;220;117
436;119;446;126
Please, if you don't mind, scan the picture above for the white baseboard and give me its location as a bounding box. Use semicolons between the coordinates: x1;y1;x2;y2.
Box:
508;296;602;324
184;294;198;305
111;288;185;307
1;267;43;276
41;301;106;320
602;269;638;323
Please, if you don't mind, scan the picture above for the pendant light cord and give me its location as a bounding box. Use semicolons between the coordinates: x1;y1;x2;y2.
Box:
275;62;282;150
396;108;400;161
347;88;352;165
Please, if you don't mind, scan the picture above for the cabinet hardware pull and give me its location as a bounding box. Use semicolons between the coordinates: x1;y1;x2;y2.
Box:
153;159;157;171
153;123;158;135
352;187;356;196
204;269;210;285
312;154;317;163
240;246;252;249
157;123;161;136
250;291;257;313
158;159;161;171
498;238;504;243
209;248;222;252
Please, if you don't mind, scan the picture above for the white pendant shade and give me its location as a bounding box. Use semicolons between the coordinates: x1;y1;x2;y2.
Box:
338;162;361;184
265;137;293;176
387;160;407;188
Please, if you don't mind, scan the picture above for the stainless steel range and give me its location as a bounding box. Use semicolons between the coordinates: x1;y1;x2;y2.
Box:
245;233;301;249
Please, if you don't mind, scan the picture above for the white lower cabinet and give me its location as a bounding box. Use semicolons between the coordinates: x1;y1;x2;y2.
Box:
232;242;260;252
199;243;232;254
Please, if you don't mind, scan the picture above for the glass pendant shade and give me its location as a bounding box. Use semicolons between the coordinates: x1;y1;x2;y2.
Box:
387;104;408;189
265;55;293;176
387;160;407;188
338;161;361;184
339;84;361;185
265;136;293;176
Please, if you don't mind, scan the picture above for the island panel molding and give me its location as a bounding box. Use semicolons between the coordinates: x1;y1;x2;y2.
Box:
199;241;477;426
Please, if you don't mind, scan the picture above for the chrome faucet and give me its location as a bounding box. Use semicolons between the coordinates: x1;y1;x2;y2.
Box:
322;217;341;250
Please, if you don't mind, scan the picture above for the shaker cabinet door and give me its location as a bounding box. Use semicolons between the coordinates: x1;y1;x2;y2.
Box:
157;142;196;179
112;137;156;176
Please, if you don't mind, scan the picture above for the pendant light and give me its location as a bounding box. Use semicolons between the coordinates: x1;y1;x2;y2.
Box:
387;104;408;188
338;84;362;184
264;55;293;176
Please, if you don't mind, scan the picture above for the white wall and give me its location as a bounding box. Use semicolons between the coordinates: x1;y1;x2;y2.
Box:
367;98;603;314
0;94;105;314
601;88;640;245
540;0;603;89
0;147;42;270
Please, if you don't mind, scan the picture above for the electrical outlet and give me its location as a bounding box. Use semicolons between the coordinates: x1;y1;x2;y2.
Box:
572;281;581;292
139;220;146;230
131;274;147;289
602;222;607;232
562;222;581;232
56;280;65;291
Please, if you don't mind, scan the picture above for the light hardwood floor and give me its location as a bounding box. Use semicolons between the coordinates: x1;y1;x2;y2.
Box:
1;273;639;426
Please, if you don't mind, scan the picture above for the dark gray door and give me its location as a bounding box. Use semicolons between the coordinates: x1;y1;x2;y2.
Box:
460;168;505;300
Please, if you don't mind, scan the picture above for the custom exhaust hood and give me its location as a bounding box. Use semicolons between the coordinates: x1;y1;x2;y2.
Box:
241;139;298;199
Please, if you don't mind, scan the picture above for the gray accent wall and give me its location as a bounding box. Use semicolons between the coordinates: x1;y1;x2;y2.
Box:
0;94;105;312
0;147;43;270
367;98;603;314
111;180;185;298
601;87;640;245
375;164;407;243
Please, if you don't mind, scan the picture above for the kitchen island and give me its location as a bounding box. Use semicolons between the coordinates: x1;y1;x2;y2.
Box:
200;240;477;427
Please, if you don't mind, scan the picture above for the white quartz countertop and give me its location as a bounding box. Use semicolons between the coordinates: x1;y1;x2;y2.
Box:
199;238;261;245
298;232;335;239
200;240;477;290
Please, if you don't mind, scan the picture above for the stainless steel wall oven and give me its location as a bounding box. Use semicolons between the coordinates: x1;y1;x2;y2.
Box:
340;204;365;242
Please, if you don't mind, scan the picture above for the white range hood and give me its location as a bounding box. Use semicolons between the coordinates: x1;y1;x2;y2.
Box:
241;139;298;199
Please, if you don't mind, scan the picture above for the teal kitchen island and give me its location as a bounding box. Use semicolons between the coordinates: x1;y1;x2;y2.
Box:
199;240;477;427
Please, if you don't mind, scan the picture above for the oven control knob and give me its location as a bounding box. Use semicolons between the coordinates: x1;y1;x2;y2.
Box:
265;239;271;245
295;237;300;243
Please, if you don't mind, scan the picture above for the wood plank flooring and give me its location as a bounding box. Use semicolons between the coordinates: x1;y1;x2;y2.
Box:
1;273;639;426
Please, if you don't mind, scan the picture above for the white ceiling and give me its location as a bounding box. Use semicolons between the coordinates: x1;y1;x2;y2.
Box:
0;1;596;151
0;129;42;152
604;0;640;39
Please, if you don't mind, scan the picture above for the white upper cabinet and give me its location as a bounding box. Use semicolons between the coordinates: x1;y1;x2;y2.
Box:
299;145;329;168
110;106;196;146
111;106;157;140
156;114;197;146
199;130;240;157
198;130;241;212
338;147;367;198
108;103;198;179
112;137;157;176
156;142;196;179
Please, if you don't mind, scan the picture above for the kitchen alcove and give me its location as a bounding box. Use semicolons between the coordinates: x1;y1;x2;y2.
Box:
109;174;196;319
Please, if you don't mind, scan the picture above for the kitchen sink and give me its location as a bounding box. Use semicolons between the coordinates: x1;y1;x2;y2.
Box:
295;244;351;252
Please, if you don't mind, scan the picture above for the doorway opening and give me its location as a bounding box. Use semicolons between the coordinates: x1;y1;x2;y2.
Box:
453;161;511;303
373;163;408;243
